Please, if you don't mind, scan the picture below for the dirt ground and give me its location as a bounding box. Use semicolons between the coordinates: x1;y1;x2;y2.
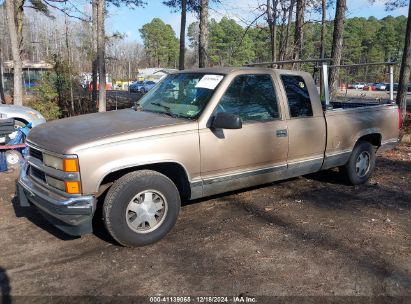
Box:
0;143;410;299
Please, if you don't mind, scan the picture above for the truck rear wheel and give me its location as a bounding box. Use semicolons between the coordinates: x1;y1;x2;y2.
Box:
103;170;181;247
342;141;376;185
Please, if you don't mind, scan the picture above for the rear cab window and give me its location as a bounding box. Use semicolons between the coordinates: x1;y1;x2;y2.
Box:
280;75;313;118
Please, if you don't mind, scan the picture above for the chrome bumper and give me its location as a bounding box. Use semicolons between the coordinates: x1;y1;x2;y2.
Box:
18;161;96;236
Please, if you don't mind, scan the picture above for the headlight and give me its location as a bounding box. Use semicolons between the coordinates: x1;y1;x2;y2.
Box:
42;154;81;194
43;153;63;170
43;154;79;173
46;175;65;191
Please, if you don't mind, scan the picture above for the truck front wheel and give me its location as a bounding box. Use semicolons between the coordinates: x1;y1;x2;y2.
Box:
103;170;181;247
342;141;376;185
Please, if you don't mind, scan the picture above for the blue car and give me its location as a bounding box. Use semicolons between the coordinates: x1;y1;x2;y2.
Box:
128;81;144;93
142;80;156;93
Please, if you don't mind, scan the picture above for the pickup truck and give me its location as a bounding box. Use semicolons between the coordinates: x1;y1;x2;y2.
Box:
18;67;401;247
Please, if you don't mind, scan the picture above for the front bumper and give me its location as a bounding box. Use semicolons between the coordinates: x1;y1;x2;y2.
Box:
18;162;96;236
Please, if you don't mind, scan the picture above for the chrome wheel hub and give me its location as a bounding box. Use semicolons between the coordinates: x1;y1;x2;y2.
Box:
355;151;370;178
126;190;167;234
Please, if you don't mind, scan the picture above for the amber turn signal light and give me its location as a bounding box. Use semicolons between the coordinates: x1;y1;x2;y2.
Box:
64;158;79;172
65;181;81;194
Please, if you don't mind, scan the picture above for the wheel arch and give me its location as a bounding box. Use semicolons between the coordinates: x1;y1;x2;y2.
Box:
356;132;382;148
97;162;192;201
12;116;29;126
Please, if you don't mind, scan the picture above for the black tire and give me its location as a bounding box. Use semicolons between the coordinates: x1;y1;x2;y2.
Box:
342;141;376;185
103;170;181;247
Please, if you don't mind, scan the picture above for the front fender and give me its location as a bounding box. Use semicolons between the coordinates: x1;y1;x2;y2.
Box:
76;132;201;195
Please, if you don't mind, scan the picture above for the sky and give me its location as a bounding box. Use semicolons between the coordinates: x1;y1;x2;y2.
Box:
98;0;408;43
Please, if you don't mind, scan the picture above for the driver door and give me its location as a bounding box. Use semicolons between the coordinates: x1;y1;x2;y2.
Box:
199;74;289;196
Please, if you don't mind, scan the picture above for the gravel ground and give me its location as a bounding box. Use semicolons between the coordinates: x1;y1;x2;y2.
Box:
0;144;410;299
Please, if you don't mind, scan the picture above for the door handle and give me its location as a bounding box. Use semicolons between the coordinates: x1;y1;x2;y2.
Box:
276;129;288;137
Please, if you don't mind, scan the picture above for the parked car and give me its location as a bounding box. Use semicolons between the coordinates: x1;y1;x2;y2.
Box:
18;68;401;247
142;80;156;93
0;104;45;131
363;83;377;91
375;83;387;91
349;82;366;89
385;83;399;91
128;81;144;93
385;83;411;92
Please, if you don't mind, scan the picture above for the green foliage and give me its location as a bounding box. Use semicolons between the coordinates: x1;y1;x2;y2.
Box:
162;0;198;12
30;72;61;120
139;18;179;67
107;0;146;8
247;27;271;63
29;57;78;120
208;17;255;66
189;14;406;82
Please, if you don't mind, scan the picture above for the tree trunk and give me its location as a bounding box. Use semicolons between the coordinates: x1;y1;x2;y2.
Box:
179;0;187;70
396;0;411;119
65;16;75;115
320;0;326;60
281;0;295;63
278;3;288;62
267;0;275;62
92;0;98;106
199;0;209;68
97;0;106;112
0;47;6;104
293;0;305;69
329;0;346;100
5;0;24;106
272;0;279;61
319;0;326;97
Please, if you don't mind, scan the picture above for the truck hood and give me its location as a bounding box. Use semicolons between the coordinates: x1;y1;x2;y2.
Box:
27;109;191;154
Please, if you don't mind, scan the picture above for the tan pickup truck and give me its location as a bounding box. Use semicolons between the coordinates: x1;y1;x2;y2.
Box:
18;67;401;246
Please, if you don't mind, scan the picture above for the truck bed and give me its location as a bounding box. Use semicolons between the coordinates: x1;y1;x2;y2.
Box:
329;100;393;110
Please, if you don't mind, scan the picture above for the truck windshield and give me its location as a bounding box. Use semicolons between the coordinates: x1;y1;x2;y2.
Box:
138;73;224;119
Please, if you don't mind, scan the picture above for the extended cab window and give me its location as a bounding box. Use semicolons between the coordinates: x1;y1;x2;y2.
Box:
281;75;313;118
216;74;279;122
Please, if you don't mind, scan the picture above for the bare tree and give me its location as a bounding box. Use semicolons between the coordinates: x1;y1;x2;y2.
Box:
396;0;410;119
319;0;326;96
97;0;106;112
199;0;209;68
267;0;275;62
293;0;305;68
64;16;75;115
92;0;98;105
329;0;347;100
5;0;24;106
320;0;326;60
279;0;295;62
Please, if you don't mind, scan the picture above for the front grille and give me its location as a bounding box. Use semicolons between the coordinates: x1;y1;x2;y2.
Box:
29;147;43;162
30;166;46;182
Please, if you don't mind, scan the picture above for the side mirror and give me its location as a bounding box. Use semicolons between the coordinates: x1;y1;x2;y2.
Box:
211;112;242;129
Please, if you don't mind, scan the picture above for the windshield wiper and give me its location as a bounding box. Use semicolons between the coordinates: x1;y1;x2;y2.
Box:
149;102;177;118
146;102;192;120
151;102;171;111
